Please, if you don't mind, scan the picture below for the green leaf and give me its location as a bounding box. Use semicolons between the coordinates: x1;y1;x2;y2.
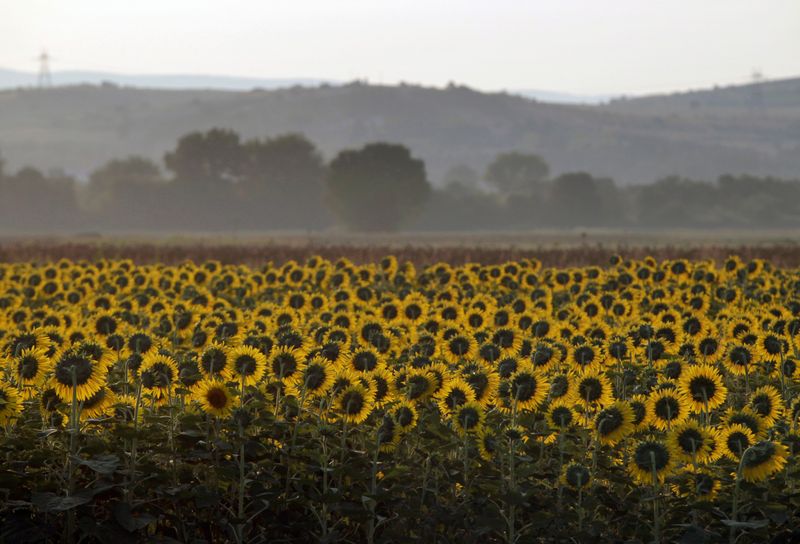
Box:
75;454;120;475
114;502;156;532
32;492;91;513
720;519;769;530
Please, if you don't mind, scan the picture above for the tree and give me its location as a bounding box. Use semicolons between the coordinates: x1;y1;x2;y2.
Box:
86;156;162;210
164;128;244;185
485;152;549;195
326;143;430;231
549;172;605;227
442;164;481;194
241;133;330;228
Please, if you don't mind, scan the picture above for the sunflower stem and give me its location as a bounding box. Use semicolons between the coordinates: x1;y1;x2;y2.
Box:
650;451;661;544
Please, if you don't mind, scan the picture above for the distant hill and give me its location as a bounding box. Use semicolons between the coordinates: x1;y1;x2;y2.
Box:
605;77;800;117
0;68;333;92
0;78;798;185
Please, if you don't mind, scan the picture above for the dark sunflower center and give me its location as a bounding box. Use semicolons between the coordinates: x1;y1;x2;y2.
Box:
405;304;422;320
512;373;537;402
445;388;468;409
764;336;783;355
146;362;174;387
695;473;715;495
677;428;704;453
396;406;414;427
532;321;550;337
201;349;226;374
596;408;623;435
457;407;480;430
494;330;515;349
698;338;718;356
347;351;375;371
689;376;717;401
630;401;646;425
609;341;628;359
729;347;751;367
654;396;680;421
96;316;117;335
574;346;595;366
407;376;430;400
578;377;602;402
449;337;471;357
234;355;257;376
552;406;573;427
742;440;776;468
664;361;683;380
726;432;751;457
54;354;94;386
18;356;39;379
342;391;365;415
206;387;229;409
634;442;670;471
305;365;327;390
272;354;298;378
566;465;590;488
752;395;772;417
480;344;502;363
466;373;488;398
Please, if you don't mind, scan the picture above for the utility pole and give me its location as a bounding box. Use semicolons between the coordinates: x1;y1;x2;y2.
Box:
37;50;52;87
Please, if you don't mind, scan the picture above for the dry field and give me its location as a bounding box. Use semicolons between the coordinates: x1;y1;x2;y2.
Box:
1;230;799;266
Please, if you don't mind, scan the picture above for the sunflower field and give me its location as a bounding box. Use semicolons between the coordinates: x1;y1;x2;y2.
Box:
1;255;799;543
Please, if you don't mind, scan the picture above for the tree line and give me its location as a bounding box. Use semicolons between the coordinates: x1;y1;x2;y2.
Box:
1;128;799;232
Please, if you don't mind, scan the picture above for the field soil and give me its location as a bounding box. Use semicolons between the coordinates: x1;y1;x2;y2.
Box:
1;230;799;266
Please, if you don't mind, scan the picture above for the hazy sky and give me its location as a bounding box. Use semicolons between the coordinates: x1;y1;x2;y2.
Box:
1;0;798;95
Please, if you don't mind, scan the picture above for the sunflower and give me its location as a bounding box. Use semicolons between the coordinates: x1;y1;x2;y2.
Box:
369;367;394;407
719;423;756;461
436;376;476;415
595;401;635;446
647;389;690;431
629;440;674;484
336;383;375;424
439;333;478;364
80;386;116;421
677;365;727;413
724;407;765;438
268;347;303;384
376;414;402;452
547;400;577;431
347;346;383;373
748;385;783;428
723;345;754;376
0;381;22;426
629;394;651;430
290;356;334;399
462;365;499;406
477;427;498;461
198;343;229;379
741;440;789;483
404;368;436;403
225;345;267;386
491;327;523;356
400;294;428;325
561;462;591;490
666;420;717;464
139;352;179;400
13;347;52;391
50;346;107;402
193;378;236;417
755;333;786;364
575;368;614;410
391;400;418;433
672;469;721;502
507;365;549;412
452;401;485;435
4;329;52;358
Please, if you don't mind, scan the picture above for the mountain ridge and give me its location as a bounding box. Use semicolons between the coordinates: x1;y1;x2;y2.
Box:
0;76;798;185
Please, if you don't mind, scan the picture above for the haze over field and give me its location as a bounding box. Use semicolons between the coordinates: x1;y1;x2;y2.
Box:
0;1;798;234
